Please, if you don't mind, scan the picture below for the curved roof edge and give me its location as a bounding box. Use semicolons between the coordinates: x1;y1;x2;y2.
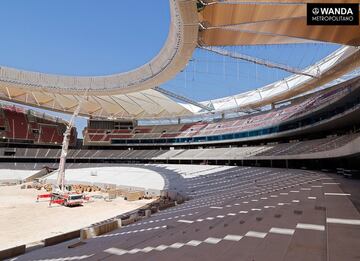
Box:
0;0;199;95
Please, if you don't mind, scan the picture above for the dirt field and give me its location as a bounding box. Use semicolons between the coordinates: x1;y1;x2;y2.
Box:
0;184;154;251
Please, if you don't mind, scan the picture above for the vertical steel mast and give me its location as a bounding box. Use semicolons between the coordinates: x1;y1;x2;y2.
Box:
56;101;83;191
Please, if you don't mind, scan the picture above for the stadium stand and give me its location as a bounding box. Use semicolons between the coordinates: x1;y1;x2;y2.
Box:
1;132;359;164
0;104;77;145
83;79;355;146
10;163;360;261
1;2;360;260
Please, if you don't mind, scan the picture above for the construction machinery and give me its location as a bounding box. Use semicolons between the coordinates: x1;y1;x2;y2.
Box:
49;192;84;207
36;191;85;207
37;99;86;207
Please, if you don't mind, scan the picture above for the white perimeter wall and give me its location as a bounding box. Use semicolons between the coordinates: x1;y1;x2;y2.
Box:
0;169;38;182
44;166;165;190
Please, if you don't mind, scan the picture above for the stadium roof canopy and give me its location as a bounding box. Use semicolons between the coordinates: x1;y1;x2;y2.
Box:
0;0;360;119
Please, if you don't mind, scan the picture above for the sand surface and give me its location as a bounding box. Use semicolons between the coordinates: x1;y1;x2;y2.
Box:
0;185;154;250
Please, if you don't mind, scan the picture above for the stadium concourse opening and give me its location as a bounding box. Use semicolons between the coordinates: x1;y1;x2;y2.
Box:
1;0;360;260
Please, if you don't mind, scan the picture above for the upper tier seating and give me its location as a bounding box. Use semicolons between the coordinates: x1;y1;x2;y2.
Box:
0;105;76;145
83;84;350;145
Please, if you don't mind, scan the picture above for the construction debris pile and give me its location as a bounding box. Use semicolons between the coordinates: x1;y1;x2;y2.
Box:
21;183;52;192
107;189;147;201
23;183;102;193
70;184;101;193
24;181;156;203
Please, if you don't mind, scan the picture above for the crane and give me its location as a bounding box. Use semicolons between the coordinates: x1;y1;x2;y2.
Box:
55;103;82;192
37;99;86;207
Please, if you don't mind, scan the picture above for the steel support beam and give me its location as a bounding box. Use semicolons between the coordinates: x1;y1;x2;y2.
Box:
199;45;318;78
154;86;214;112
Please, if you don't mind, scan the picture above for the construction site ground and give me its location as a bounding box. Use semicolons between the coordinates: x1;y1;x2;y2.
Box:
0;184;154;251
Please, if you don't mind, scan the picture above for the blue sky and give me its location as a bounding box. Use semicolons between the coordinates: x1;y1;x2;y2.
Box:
0;1;339;136
0;0;169;75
